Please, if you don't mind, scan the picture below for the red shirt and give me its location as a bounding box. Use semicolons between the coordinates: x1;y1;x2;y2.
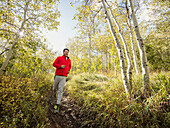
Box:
53;55;71;77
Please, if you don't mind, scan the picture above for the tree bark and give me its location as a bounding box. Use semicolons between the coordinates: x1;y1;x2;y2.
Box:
129;20;139;75
0;34;19;75
128;0;151;96
96;51;98;72
109;52;111;70
101;0;130;97
106;51;108;72
0;48;9;56
106;1;133;94
113;55;117;77
102;52;104;73
88;33;92;74
126;1;139;75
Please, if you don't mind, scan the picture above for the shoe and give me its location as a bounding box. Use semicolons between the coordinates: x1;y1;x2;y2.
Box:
54;104;59;113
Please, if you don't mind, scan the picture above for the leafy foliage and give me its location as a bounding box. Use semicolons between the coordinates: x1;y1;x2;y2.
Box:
0;0;60;74
0;73;53;127
145;37;169;71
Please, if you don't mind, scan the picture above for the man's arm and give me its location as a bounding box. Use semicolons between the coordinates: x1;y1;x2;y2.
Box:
53;57;62;68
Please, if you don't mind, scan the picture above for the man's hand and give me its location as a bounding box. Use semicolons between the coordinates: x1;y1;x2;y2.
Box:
61;65;65;69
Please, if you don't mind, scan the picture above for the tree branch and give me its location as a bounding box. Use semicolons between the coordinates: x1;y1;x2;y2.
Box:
3;21;18;29
19;0;31;31
0;29;16;34
135;1;140;14
0;48;9;56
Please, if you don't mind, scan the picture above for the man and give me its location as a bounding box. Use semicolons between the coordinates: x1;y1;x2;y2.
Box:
52;48;71;113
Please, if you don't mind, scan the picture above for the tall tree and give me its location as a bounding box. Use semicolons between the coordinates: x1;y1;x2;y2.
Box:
127;0;151;96
73;3;101;74
125;1;139;74
101;0;131;97
0;0;60;75
106;0;133;92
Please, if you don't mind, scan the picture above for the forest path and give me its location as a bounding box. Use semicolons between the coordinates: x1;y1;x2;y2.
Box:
45;88;89;128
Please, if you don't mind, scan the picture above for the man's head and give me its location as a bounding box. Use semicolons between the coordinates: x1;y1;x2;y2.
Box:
63;48;69;57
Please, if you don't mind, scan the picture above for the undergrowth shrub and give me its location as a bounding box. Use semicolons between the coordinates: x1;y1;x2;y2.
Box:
0;73;53;128
66;72;170;128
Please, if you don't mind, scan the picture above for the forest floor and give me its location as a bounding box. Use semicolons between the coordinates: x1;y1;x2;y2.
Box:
45;88;89;128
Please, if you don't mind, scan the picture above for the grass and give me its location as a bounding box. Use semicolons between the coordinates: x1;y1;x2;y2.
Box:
66;72;170;128
0;71;169;127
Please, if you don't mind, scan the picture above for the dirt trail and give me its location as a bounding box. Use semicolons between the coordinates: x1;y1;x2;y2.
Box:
45;89;89;128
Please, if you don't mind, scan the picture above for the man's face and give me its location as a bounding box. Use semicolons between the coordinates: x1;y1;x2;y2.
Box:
63;50;69;56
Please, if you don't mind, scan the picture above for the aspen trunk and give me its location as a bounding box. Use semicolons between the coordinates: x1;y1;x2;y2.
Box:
80;55;82;73
80;42;83;73
106;1;133;94
102;0;130;97
126;2;139;75
88;33;91;74
106;52;108;72
41;57;47;74
109;53;111;70
33;52;36;76
102;52;104;73
129;21;139;75
96;51;98;72
113;55;117;77
128;0;150;96
0;34;19;75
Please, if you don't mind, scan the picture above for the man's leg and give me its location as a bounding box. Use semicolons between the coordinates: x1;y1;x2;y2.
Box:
56;77;66;104
52;75;60;99
54;76;66;113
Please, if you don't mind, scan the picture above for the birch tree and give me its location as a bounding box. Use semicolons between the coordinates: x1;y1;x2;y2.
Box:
0;0;31;75
73;3;102;74
101;0;131;97
125;1;139;74
106;0;133;91
127;0;151;96
0;0;60;75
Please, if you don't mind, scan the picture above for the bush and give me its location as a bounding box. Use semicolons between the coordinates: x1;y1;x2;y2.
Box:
0;73;53;128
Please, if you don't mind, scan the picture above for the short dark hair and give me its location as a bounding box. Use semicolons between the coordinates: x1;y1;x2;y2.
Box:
63;48;69;52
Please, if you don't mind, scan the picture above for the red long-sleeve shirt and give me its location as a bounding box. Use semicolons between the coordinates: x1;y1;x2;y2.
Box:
53;55;71;77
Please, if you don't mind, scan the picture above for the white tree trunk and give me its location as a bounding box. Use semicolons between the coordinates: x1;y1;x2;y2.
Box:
109;52;111;70
106;1;133;93
126;2;139;75
88;33;91;74
106;52;108;72
129;19;139;75
113;55;117;77
96;51;98;72
128;0;150;96
102;0;130;97
0;34;19;75
102;52;104;73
